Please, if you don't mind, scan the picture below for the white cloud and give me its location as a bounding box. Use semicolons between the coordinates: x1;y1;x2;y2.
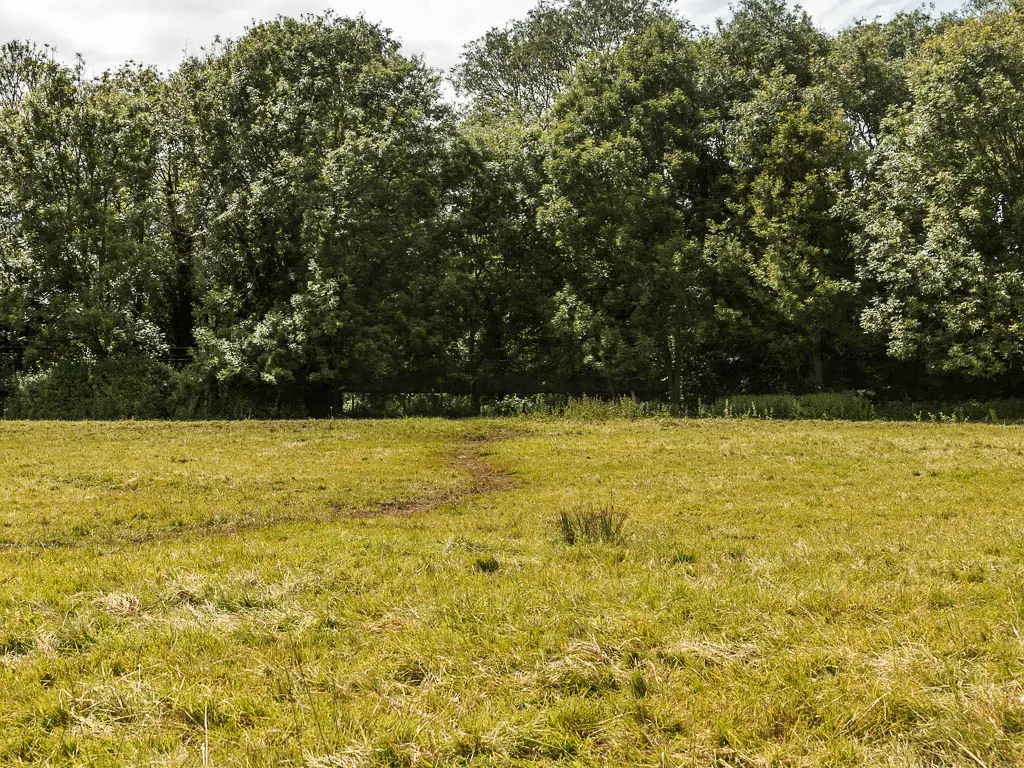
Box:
0;0;962;77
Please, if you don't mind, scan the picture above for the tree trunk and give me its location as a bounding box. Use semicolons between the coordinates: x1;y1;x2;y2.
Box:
669;358;682;415
667;334;683;415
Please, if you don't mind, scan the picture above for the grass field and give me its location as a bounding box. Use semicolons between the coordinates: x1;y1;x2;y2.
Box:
2;419;1024;767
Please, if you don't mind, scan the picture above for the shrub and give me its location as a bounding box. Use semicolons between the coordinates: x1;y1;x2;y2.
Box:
5;357;173;420
170;363;307;419
873;398;1024;423
480;394;671;419
562;395;663;420
480;394;537;417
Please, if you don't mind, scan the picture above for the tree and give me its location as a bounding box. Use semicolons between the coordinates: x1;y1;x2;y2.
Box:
0;60;173;371
859;9;1024;382
708;0;828;99
541;20;726;406
693;0;868;393
454;0;675;124
180;14;459;415
713;74;858;391
0;59;181;416
0;41;60;393
824;9;940;149
0;40;56;112
441;122;566;408
152;65;205;365
4;5;1024;415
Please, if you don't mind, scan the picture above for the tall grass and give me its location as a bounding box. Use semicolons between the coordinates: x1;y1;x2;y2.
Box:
485;392;1024;423
702;391;878;420
557;501;628;545
482;394;668;419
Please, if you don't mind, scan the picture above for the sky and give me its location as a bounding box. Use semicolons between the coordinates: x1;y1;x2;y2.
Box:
1;0;961;77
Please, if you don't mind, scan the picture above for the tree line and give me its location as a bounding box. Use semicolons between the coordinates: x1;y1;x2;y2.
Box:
1;0;1022;418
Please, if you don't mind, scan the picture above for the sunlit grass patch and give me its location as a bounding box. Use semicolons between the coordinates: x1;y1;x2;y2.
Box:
2;419;1024;765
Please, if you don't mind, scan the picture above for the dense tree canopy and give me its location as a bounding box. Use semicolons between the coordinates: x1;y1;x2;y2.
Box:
860;10;1024;381
541;20;724;405
178;15;459;415
453;0;676;124
1;1;1022;417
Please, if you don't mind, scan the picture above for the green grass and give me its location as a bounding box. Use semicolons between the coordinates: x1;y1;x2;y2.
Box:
3;419;1024;766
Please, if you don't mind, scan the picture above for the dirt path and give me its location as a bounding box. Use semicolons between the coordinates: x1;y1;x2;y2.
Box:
3;427;517;552
353;428;515;518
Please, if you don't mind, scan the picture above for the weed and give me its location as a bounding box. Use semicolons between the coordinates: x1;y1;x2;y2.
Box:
0;635;33;657
629;670;649;699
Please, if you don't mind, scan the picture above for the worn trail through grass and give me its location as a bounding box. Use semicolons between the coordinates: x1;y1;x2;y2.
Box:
351;428;516;519
0;421;514;552
2;428;514;555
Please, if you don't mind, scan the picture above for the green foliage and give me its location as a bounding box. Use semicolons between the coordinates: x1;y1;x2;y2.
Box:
706;391;876;420
824;9;941;148
454;0;676;123
3;2;1024;416
440;123;565;402
700;393;1024;422
0;60;173;376
180;14;458;413
705;0;862;392
708;0;829;94
541;21;723;406
481;394;668;419
4;357;172;419
0;40;57;112
874;398;1024;423
859;10;1024;379
560;396;661;420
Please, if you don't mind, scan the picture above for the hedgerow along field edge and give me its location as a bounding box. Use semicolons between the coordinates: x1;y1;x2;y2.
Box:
2;419;1024;766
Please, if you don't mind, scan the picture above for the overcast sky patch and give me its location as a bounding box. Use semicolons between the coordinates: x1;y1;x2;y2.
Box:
0;0;962;76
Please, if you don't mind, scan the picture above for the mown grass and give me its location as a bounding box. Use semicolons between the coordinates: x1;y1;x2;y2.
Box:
2;419;1024;766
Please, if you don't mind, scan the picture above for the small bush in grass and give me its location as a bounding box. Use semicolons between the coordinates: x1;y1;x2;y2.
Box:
629;669;649;698
557;502;628;545
0;635;33;657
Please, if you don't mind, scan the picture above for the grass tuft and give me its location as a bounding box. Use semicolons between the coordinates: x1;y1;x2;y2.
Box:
557;501;628;545
95;592;142;617
393;660;429;686
475;556;501;574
